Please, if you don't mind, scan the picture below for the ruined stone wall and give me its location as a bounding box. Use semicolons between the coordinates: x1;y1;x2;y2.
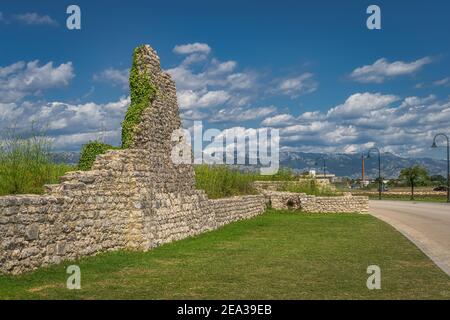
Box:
0;45;368;275
0;149;154;274
264;191;305;210
264;191;369;213
301;195;369;213
0;45;268;275
209;195;267;228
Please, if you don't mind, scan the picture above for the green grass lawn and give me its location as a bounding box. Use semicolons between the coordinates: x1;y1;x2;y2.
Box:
1;210;449;299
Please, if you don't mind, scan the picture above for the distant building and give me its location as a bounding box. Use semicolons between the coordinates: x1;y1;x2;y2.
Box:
315;173;338;183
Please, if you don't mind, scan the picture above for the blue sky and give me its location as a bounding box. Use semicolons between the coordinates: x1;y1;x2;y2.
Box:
0;0;449;159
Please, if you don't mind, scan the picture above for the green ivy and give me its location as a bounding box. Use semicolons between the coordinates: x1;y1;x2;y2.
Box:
77;46;156;171
121;45;157;148
78;141;119;171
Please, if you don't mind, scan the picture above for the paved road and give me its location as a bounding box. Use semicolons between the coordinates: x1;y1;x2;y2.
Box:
370;200;450;276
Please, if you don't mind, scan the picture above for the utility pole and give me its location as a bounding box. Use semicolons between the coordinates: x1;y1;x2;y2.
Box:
367;148;382;200
361;154;365;188
432;133;450;203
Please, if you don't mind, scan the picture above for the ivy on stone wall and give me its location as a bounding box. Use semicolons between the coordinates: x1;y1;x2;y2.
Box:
121;45;157;149
78;141;119;171
77;45;157;170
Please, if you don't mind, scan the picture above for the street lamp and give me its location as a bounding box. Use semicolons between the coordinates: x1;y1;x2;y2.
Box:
367;147;382;200
314;156;327;177
431;133;450;203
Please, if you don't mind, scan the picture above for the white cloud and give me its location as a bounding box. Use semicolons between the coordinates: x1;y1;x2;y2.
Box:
260;92;450;158
210;106;276;123
0;60;74;103
399;94;436;108
168;42;319;127
168;43;263;122
167;59;244;91
0;96;130;151
434;77;450;86
30;97;130;134
51;130;120;151
227;73;256;90
207;59;237;75
327;92;399;118
94;68;129;89
13;12;58;26
0;102;23;121
350;57;433;83
197;90;230;107
261;114;296;127
177;90;230;109
181;109;208;121
181;53;209;66
297;111;324;121
173;43;211;55
275;73;318;98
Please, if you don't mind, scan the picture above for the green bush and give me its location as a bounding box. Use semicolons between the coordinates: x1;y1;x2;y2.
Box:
78;141;119;171
0;130;74;195
121;45;157;148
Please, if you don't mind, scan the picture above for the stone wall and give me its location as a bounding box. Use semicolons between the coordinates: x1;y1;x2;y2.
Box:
264;191;369;213
210;195;267;228
0;188;267;275
0;45;268;275
0;45;368;275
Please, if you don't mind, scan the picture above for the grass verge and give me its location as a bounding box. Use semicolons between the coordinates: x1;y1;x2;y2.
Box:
1;210;449;299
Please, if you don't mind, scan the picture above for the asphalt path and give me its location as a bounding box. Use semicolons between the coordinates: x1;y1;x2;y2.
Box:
370;200;450;276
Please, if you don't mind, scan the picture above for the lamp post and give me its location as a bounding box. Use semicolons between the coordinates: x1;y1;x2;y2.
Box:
367;147;382;200
315;156;327;177
431;133;450;203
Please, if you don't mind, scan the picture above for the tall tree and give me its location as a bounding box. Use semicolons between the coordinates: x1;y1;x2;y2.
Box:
399;166;429;200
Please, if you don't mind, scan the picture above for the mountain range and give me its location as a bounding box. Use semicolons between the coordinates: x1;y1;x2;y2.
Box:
51;151;448;179
280;151;448;179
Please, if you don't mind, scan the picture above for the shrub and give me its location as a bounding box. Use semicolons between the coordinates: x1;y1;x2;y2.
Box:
78;141;119;171
121;45;157;148
0;130;73;195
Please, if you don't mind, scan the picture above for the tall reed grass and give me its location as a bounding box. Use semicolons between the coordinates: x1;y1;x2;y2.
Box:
194;165;339;198
194;165;259;199
0;129;73;195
